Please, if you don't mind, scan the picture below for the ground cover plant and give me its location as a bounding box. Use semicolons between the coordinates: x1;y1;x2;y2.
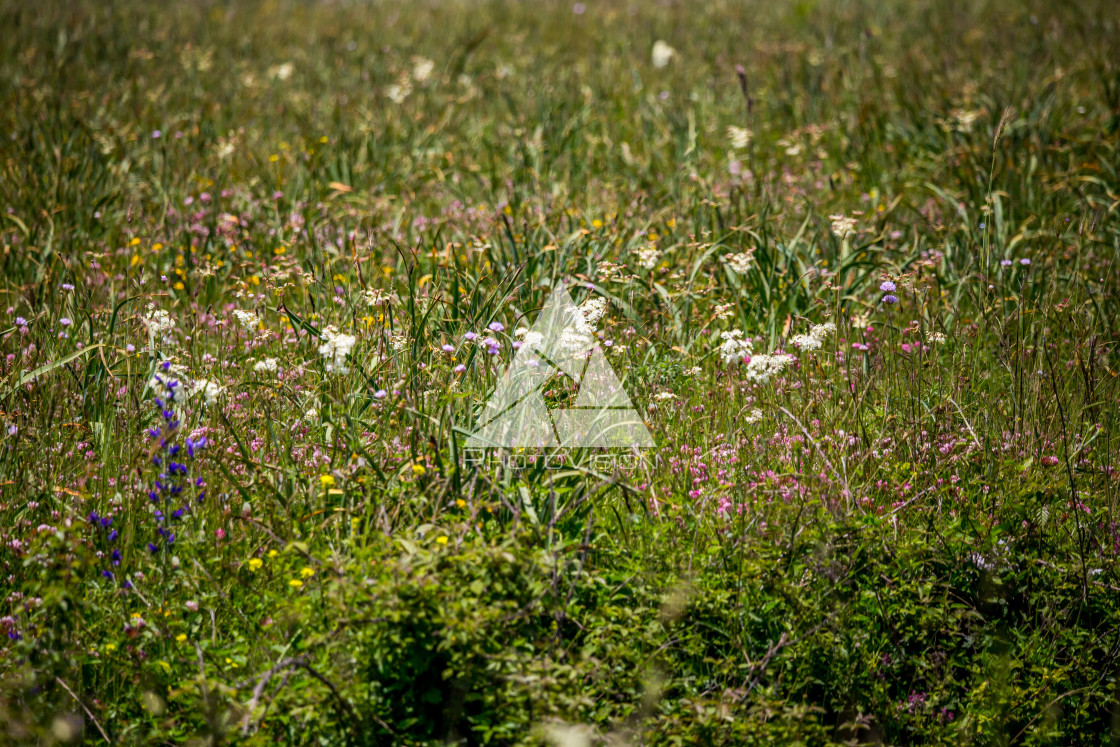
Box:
1;0;1119;743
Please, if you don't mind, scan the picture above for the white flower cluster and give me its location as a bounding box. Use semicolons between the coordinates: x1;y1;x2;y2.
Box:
233;309;261;329
719;329;753;364
142;305;175;335
723;252;753;274
651;40;676;69
790;322;836;352
318;326;357;375
744;408;764;424
579;298;608;327
362;289;392;307
635;246;661;270
829;214;857;238
727;126;752;150
744;353;793;382
253;358;279;373
190;379;224;407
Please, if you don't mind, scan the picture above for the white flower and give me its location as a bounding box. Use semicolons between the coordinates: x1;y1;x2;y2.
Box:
232;309;261;330
651;40;676;69
713;302;736;320
362;289;392;307
253;358;279;373
654;391;676;400
744;408;764;424
829;214;857;238
727;126;752;150
635;246;661;270
304;407;318;423
271;62;294;81
579;298;608;327
744;353;792;382
142;305;175;335
928;331;947;344
412;57;435;83
318;326;357;375
789;322;835;351
723;252;753;274
719;329;753;364
386;79;412;104
390;333;408;351
190;379;224;407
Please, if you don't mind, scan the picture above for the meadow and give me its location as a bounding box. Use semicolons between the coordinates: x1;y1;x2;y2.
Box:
1;0;1119;743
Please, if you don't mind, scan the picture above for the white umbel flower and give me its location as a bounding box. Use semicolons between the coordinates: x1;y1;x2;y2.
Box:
790;322;836;351
744;353;792;382
190;379;224;407
719;329;753;364
233;309;261;329
723;252;753;274
318;326;357;375
651;40;676;69
727;126;752;150
253;358;279;373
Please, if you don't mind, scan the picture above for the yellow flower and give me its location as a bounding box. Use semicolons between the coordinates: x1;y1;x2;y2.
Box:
288;579;303;589
435;536;449;546
175;634;187;643
248;558;263;572
411;464;426;477
158;660;171;673
104;644;117;653
455;499;466;509
267;549;279;558
319;474;335;487
299;567;315;579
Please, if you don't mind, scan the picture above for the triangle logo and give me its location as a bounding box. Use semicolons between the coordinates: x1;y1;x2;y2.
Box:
466;281;655;449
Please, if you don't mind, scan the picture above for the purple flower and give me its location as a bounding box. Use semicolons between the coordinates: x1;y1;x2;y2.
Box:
1000;259;1012;266
1020;258;1030;265
453;364;466;373
441;344;455;353
59;317;72;327
879;281;896;293
488;321;505;332
464;331;477;341
882;294;898;304
374;389;387;399
152;130;162;138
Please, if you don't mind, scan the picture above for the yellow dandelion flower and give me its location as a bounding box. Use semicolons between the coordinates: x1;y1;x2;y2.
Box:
299;567;315;579
288;579;303;589
248;558;263;572
436;536;449;546
319;474;335;487
175;634;187;643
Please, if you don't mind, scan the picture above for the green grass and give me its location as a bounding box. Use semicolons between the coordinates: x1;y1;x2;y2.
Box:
1;0;1119;743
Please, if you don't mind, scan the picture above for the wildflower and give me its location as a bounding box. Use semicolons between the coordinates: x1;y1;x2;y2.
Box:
386;79;412;104
319;474;335;487
488;321;505;332
744;353;792;382
60;317;72;327
635;246;661;270
253;358;279;373
928;331;947;344
723;252;753;274
829;214;857;238
247;558;263;572
879;281;897;293
453;364;466;373
412;464;427;476
142;305;175;336
362;289;392;307
412;57;435;83
789;322;835;352
744;408;764;424
1020;258;1031;265
727;126;752;150
190;379;224;407
232;309;260;329
464;331;478;341
1000;259;1013;266
882;294;898;304
651;40;676;68
441;344;455;353
654;391;676;400
579;297;608;327
374;389;387;398
718;329;753;364
288;579;303;589
299;566;315;579
318;326;357;374
435;536;449;546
